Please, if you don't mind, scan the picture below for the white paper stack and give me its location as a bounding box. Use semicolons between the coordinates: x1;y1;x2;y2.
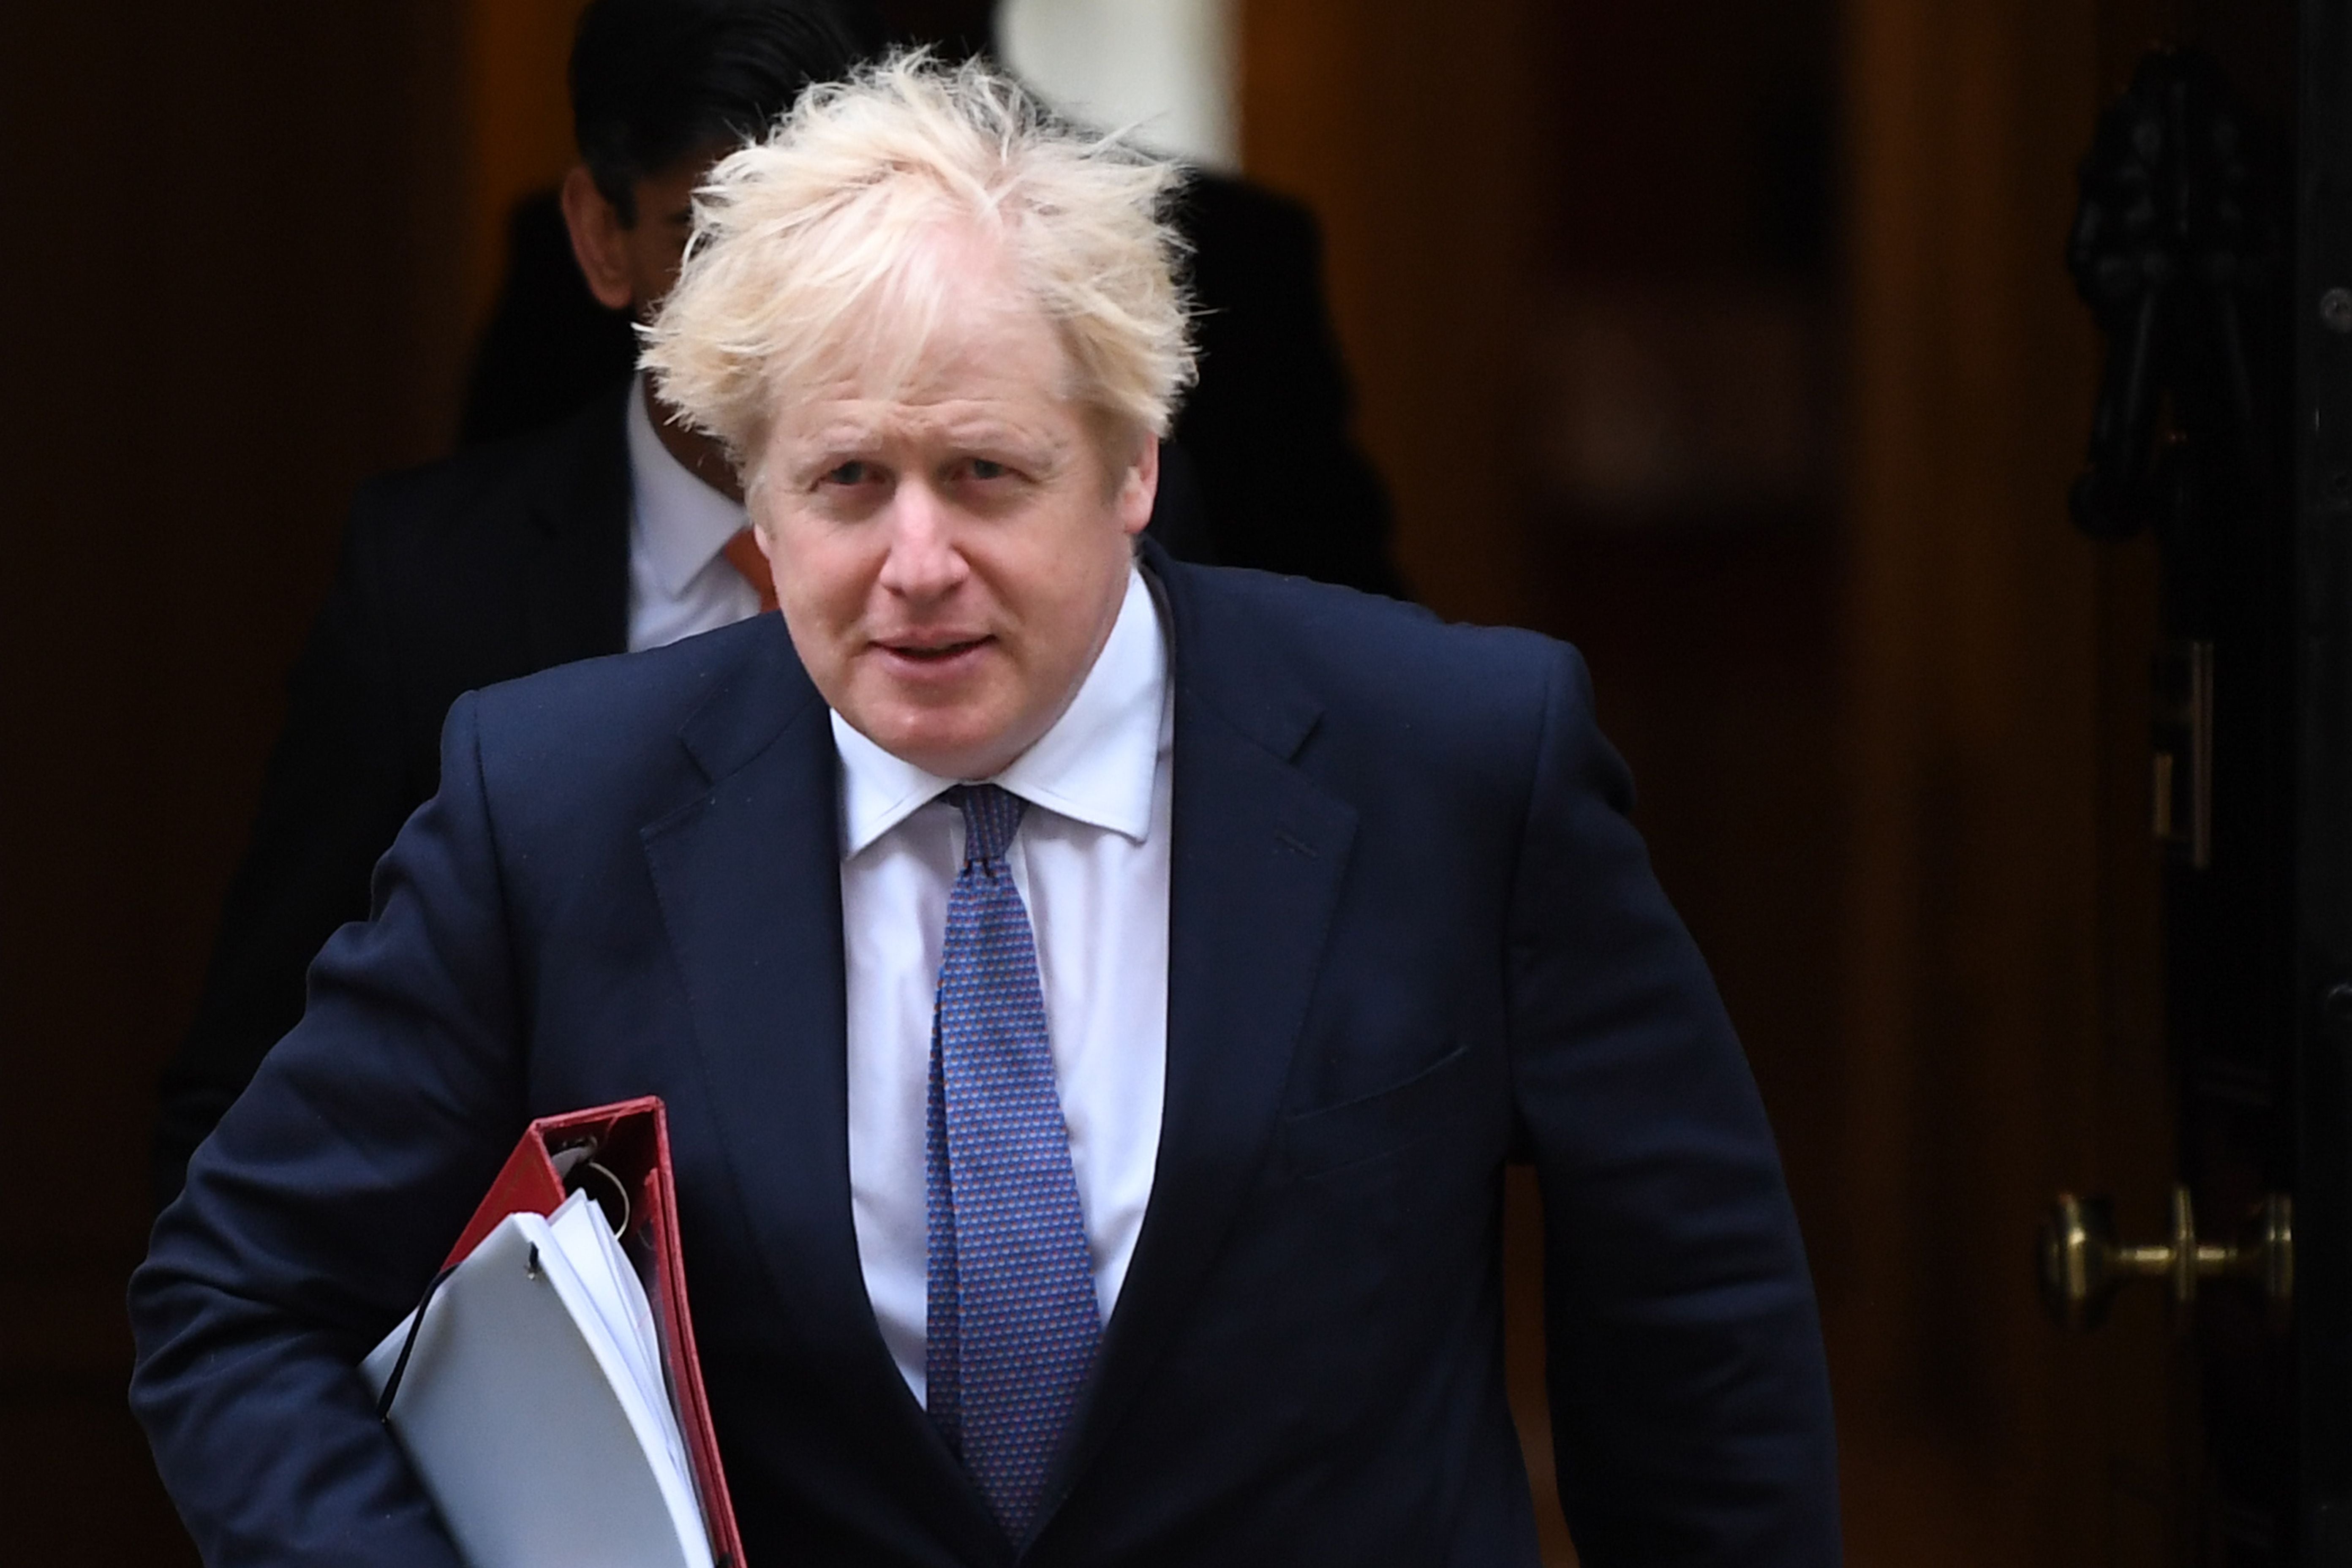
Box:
359;1190;714;1568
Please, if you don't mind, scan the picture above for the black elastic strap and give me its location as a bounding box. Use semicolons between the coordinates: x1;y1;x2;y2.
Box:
375;1263;461;1422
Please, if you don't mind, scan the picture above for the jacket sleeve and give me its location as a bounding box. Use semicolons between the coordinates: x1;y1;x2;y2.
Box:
1505;644;1840;1565
130;692;525;1568
151;490;427;1210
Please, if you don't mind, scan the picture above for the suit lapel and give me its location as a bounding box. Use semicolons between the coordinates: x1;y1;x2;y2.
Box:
524;387;632;667
1044;553;1358;1521
639;626;1008;1563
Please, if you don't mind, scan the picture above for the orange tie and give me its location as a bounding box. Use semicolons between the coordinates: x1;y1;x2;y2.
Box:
720;528;779;614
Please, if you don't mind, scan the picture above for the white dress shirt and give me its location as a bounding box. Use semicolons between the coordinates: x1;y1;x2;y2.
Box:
836;567;1173;1402
623;374;760;652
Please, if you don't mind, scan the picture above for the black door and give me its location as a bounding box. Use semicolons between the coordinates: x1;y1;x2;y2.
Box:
2294;5;2352;1560
2042;8;2352;1561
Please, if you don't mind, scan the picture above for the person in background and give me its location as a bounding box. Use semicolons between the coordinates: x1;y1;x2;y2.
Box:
150;0;881;1207
459;0;1407;599
131;56;1835;1565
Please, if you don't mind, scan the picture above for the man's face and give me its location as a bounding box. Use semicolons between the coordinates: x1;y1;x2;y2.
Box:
564;147;748;498
563;151;720;317
612;157;708;315
752;264;1157;781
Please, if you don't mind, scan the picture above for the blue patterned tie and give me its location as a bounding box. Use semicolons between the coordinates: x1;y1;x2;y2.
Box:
924;784;1101;1541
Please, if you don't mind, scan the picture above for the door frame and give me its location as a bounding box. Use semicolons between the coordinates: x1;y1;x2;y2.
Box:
2297;1;2352;1558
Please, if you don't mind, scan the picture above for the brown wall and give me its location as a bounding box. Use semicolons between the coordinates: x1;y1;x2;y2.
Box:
1242;0;1548;630
0;5;468;1560
463;0;595;324
1832;0;2119;1555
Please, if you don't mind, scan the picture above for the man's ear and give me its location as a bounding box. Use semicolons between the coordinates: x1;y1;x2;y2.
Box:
560;164;637;312
1115;434;1160;537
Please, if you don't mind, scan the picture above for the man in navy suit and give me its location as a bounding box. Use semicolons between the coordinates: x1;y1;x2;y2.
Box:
151;0;1403;1214
130;54;1837;1567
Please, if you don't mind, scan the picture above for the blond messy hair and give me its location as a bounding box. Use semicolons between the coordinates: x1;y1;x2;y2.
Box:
640;50;1197;480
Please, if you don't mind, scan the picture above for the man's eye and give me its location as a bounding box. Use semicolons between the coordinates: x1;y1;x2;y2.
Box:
968;458;1009;481
821;461;873;486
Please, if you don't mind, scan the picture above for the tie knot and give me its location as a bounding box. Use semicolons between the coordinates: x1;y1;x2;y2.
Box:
948;784;1026;868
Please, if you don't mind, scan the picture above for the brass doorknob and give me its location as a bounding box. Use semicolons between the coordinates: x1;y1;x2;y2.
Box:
2037;1184;2291;1332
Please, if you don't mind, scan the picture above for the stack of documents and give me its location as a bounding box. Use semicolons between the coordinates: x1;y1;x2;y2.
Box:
359;1190;715;1568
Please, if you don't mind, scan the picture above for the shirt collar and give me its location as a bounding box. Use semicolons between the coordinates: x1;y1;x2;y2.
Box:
833;565;1169;858
626;372;749;597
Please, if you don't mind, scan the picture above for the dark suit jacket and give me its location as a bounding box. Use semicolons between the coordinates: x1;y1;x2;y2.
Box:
1166;174;1402;594
130;548;1838;1566
150;389;1216;1206
152;391;628;1205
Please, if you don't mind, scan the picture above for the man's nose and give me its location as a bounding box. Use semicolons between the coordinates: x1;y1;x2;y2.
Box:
875;482;968;600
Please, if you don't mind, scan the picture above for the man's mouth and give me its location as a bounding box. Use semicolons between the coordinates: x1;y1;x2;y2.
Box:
879;635;990;663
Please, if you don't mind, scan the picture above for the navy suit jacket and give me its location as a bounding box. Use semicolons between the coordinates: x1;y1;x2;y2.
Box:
129;548;1838;1567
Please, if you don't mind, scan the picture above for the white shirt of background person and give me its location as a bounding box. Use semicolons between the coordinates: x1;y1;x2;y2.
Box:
624;372;760;652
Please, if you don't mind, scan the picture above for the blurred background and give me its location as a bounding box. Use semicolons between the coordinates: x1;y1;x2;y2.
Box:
0;0;2299;1561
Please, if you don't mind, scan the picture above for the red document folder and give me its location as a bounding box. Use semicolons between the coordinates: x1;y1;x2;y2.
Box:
440;1098;745;1568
